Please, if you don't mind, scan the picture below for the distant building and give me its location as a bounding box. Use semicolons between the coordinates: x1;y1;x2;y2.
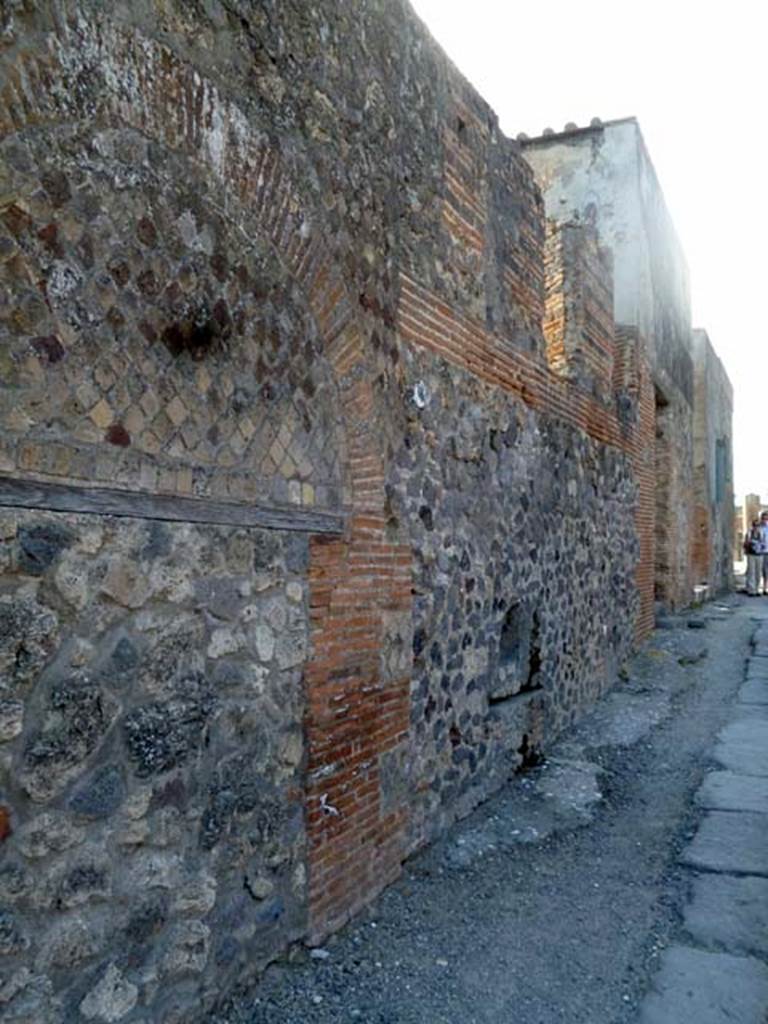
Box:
745;493;762;526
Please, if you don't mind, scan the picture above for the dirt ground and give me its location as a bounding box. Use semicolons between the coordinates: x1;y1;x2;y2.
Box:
213;594;757;1024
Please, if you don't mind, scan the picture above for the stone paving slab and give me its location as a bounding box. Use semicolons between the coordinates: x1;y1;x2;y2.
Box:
695;771;768;813
731;705;768;723
745;660;768;680
718;719;768;744
683;874;768;956
738;678;768;704
713;742;768;776
637;946;768;1024
713;719;768;776
680;811;768;876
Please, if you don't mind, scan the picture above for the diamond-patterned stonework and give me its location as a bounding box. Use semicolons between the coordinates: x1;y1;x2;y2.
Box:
0;125;347;510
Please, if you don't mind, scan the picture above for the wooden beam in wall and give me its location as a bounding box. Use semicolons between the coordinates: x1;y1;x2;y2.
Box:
0;476;344;535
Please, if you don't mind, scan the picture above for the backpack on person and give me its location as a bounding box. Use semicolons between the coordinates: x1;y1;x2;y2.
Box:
746;529;763;556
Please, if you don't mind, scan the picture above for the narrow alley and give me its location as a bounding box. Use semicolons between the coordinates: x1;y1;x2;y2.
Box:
215;597;768;1024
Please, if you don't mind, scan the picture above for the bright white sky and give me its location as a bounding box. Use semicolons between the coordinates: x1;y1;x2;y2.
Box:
410;0;766;502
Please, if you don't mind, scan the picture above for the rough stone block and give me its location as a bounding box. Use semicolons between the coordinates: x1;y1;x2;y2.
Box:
37;913;106;970
68;765;126;820
79;963;138;1022
19;681;119;802
0;699;24;741
0;909;29;956
161;921;211;977
17;812;85;860
122;700;209;778
17;522;73;575
0;595;59;694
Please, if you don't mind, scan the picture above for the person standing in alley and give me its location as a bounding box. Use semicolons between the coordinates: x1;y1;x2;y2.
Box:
759;511;768;595
744;518;764;595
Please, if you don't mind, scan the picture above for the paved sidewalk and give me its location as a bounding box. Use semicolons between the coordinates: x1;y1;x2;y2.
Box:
637;608;768;1024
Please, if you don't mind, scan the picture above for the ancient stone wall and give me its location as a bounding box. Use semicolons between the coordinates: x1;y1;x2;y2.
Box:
733;505;744;562
543;220;615;400
653;389;693;609
0;2;731;1020
523;120;696;611
614;325;657;640
692;329;734;594
388;349;637;849
1;509;308;1022
0;4;379;1016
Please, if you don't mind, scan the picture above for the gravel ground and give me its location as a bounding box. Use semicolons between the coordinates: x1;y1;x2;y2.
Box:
213;595;752;1024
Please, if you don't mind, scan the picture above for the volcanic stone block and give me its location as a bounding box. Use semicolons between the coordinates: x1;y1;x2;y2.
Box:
123;700;209;778
17;522;73;575
20;681;119;802
0;595;59;694
68;765;126;820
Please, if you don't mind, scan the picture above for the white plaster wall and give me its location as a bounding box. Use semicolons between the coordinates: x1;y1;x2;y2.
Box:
523;119;691;388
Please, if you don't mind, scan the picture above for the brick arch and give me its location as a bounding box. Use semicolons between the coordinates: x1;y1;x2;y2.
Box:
0;12;411;937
